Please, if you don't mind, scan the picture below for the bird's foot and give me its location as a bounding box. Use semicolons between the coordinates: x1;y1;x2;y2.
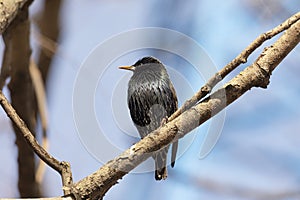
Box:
160;116;168;127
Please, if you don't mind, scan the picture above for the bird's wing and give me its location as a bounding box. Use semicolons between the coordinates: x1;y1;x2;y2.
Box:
128;78;179;167
168;82;178;168
128;81;167;137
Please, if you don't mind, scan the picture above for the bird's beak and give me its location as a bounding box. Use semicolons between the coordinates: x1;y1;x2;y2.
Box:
118;65;135;71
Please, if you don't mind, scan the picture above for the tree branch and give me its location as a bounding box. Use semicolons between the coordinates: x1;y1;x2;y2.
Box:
0;91;73;195
70;14;300;200
168;11;300;121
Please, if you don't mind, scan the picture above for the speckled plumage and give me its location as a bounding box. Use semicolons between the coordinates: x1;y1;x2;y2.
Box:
121;56;178;180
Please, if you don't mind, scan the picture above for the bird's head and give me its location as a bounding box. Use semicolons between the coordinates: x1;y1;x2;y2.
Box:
118;56;162;72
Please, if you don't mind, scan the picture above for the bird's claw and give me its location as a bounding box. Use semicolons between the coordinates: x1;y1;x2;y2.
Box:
160;116;168;127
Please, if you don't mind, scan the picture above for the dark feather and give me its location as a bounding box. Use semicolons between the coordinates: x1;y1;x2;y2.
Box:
126;57;178;180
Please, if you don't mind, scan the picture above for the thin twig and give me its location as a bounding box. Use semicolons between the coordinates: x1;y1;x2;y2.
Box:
0;91;73;195
168;11;300;121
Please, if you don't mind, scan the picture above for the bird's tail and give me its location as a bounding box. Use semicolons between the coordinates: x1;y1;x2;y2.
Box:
171;140;178;168
154;147;168;180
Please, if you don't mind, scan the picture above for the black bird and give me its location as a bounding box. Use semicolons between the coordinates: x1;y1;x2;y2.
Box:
119;56;178;180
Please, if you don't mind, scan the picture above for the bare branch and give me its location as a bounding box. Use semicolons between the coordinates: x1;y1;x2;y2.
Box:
168;11;300;121
71;15;300;200
0;90;73;195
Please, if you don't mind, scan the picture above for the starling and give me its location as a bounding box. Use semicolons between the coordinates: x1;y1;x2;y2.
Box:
119;56;178;180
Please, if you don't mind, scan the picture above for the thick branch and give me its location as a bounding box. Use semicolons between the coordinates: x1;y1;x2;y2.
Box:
71;16;300;200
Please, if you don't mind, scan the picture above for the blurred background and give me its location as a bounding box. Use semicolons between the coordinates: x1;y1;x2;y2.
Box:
0;0;300;199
